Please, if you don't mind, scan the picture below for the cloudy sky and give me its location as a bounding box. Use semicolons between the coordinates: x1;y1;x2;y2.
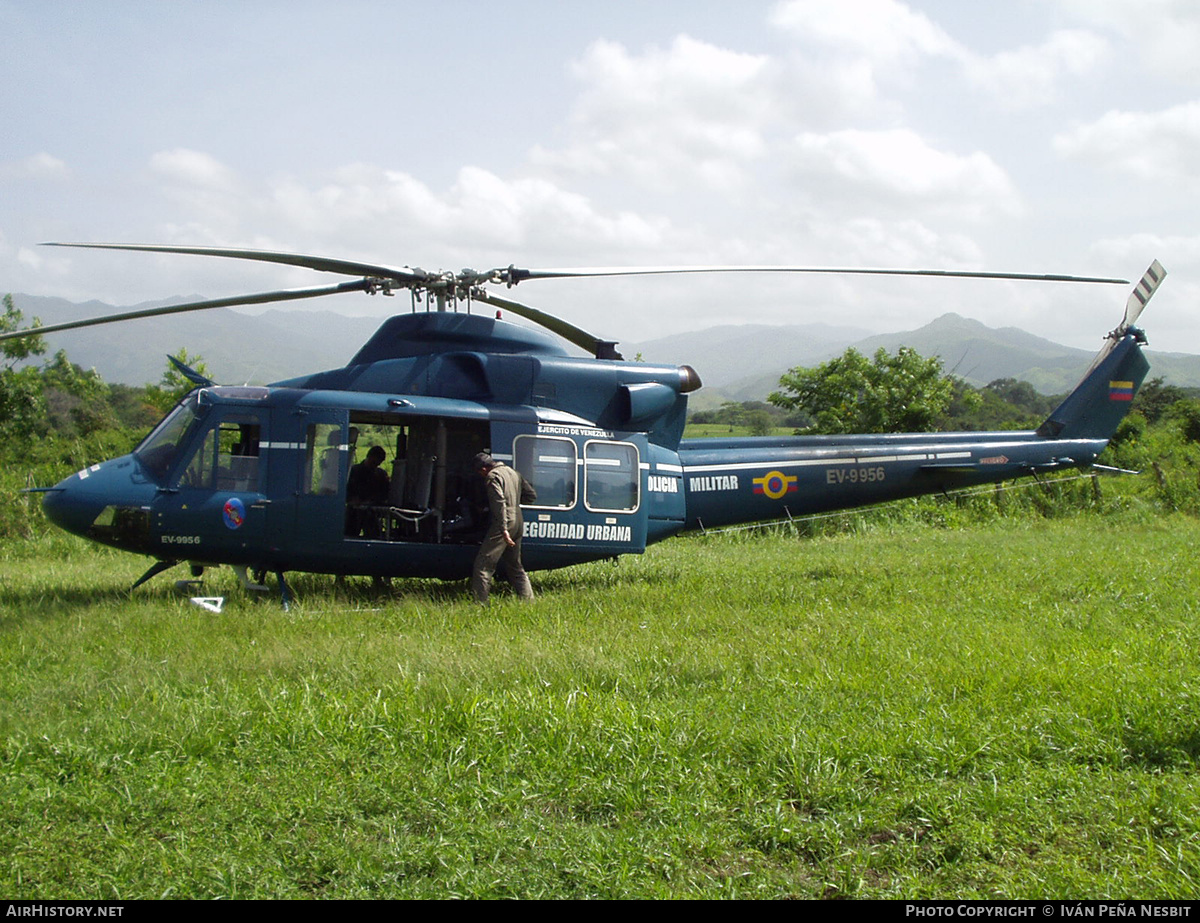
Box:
2;0;1197;355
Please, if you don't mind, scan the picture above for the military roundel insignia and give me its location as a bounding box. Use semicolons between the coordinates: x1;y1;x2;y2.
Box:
752;470;797;500
223;497;246;530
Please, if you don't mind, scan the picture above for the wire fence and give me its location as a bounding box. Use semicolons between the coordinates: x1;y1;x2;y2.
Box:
695;471;1117;537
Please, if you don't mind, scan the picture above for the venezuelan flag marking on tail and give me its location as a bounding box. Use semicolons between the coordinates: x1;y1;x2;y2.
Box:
1109;380;1134;401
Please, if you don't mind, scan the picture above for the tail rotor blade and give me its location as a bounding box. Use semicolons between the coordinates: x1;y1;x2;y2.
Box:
1123;259;1166;330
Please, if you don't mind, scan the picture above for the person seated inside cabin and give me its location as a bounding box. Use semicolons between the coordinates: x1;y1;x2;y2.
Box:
345;445;390;538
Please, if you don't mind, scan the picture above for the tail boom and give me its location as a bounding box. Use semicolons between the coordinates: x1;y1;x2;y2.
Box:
674;330;1149;531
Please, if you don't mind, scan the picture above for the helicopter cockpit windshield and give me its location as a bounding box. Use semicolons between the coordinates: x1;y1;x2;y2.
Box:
133;393;204;481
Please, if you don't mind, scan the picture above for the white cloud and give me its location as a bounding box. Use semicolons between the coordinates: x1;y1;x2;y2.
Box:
452;167;669;252
11;244;75;289
767;0;964;118
1092;231;1200;265
789;129;1021;219
772;2;1107;111
530;36;774;192
145;150;256;244
1053;101;1200;184
145;159;677;275
770;0;962;66
149;149;237;190
271;165;455;240
1056;0;1200;85
818;216;985;267
963;29;1109;109
0;152;69;180
12;5;1161;348
1089;232;1200;350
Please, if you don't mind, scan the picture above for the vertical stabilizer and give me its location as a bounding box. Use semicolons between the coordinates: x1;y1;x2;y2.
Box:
1036;332;1149;440
1036;261;1162;441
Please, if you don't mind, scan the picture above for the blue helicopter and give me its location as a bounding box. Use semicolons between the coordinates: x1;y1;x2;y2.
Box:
5;244;1165;605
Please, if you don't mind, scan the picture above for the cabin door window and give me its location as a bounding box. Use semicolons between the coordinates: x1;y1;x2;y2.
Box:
513;435;577;510
583;440;640;514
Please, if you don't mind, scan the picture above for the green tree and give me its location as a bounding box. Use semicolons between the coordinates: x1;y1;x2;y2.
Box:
144;348;212;413
0;294;45;366
1164;398;1200;443
1133;377;1191;423
743;407;775;436
108;383;165;430
0;294;49;445
690;400;788;434
769;345;955;434
42;349;116;437
938;377;1058;431
984;377;1052;415
941;378;984;429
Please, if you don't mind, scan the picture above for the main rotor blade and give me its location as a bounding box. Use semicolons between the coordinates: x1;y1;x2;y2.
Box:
1122;259;1166;330
473;290;623;360
0;279;372;342
45;242;430;285
45;244;1130;287
499;265;1130;285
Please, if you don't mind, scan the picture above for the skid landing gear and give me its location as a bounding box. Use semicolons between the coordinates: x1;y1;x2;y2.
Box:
276;572;293;611
131;559;178;591
130;560;292;608
232;565;293;610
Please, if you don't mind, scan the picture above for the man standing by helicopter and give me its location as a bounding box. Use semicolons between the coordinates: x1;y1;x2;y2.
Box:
471;452;535;604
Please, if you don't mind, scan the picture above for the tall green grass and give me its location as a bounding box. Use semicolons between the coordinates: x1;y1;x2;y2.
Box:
2;507;1198;898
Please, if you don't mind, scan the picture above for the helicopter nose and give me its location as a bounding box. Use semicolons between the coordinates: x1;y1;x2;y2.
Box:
42;467;105;537
41;457;153;544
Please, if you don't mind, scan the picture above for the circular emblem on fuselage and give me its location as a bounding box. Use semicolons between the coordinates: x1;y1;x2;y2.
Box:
223;497;246;530
752;469;798;501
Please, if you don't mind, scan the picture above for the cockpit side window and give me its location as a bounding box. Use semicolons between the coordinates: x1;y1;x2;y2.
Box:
177;415;262;491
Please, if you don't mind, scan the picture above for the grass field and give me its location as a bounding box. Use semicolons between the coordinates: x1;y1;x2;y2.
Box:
682;423;794;438
2;509;1198;898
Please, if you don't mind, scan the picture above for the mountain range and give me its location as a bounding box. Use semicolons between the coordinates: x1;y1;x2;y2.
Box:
627;313;1200;408
10;294;382;387
9;294;1200;405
